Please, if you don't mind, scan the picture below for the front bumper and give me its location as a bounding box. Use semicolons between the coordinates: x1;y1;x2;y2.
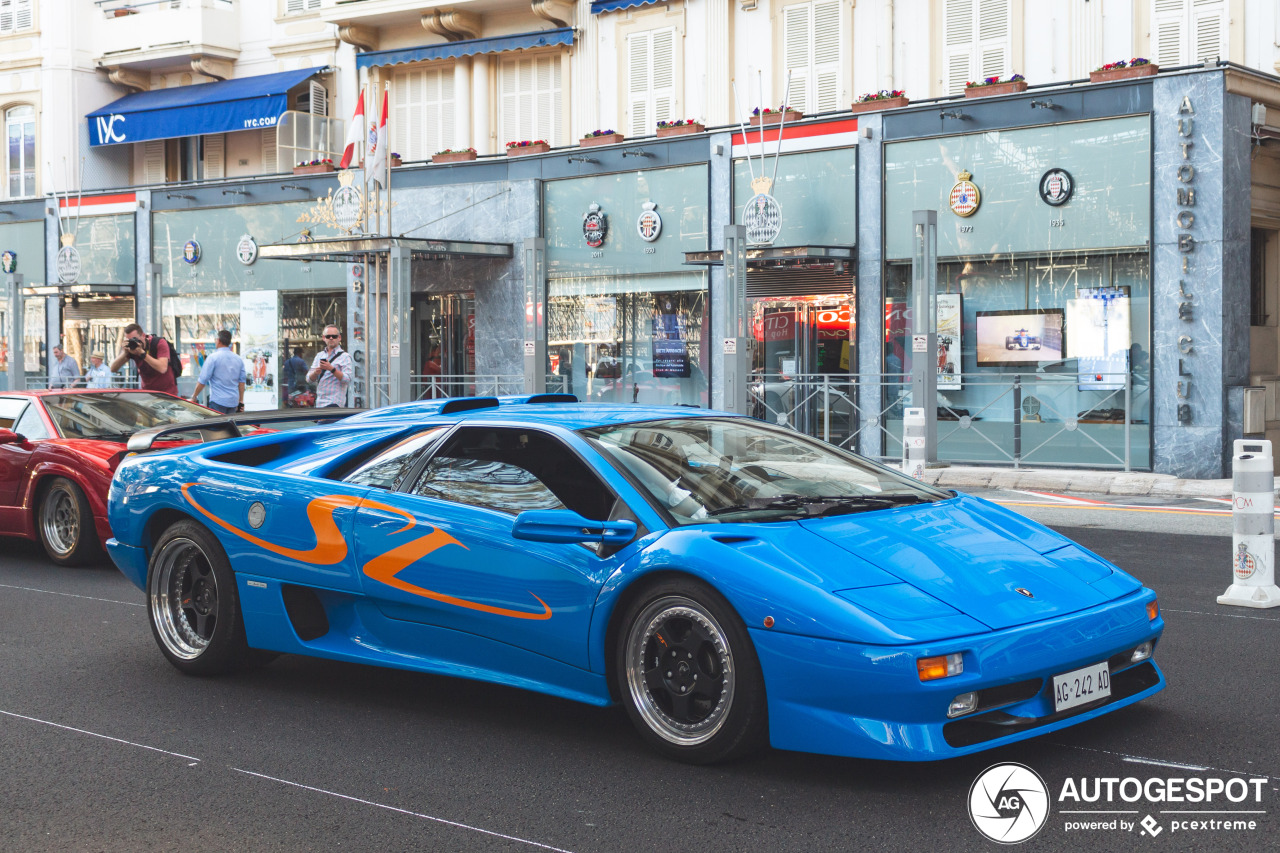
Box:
753;589;1164;761
106;538;149;591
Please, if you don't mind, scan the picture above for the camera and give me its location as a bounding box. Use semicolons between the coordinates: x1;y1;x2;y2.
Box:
126;337;144;352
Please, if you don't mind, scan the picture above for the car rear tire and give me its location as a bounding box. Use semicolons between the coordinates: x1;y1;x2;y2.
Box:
615;577;767;764
148;520;253;675
37;477;101;567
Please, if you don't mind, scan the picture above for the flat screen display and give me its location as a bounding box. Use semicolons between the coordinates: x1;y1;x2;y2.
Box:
975;310;1065;366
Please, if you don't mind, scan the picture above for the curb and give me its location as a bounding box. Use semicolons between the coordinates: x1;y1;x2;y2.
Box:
913;466;1253;499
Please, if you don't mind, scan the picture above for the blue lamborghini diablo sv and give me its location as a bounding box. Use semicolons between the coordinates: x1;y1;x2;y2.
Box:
106;397;1164;763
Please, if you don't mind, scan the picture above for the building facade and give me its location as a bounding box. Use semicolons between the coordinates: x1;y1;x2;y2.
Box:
1;0;1279;478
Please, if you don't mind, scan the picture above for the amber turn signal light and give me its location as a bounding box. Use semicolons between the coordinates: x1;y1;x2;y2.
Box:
1147;599;1159;621
917;652;964;681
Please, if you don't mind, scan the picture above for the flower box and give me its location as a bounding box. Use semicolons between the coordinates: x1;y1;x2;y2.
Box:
293;162;335;175
581;132;624;147
432;150;477;164
1089;64;1158;83
507;142;551;156
656;122;704;138
749;110;803;126
965;80;1028;98
360;156;403;168
850;96;909;113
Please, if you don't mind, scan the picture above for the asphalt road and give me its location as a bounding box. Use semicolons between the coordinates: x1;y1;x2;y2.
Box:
1;511;1277;852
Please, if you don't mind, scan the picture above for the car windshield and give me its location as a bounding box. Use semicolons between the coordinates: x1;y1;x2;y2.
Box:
41;393;212;441
581;417;952;525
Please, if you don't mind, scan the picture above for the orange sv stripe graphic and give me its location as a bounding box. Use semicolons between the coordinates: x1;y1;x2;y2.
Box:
180;484;552;620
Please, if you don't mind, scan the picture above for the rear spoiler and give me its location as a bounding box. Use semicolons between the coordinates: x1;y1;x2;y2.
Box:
126;408;365;454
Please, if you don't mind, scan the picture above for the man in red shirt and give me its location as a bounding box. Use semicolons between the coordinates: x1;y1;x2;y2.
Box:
110;322;178;395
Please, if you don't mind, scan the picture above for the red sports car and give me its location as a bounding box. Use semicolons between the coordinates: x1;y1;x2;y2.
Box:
0;389;217;565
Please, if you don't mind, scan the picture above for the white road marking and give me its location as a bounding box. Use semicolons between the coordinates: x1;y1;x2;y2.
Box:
1161;811;1267;814
1011;490;1102;505
0;709;201;762
1052;743;1272;782
232;768;577;853
1059;810;1139;814
0;582;144;608
1163;608;1280;623
1123;757;1209;771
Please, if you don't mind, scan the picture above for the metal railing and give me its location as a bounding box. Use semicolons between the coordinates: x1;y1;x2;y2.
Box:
749;371;1145;471
25;373;142;391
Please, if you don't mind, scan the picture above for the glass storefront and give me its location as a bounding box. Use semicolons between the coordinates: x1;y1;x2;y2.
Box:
0;220;45;389
544;165;710;406
154;202;346;405
882;115;1152;469
413;292;475;398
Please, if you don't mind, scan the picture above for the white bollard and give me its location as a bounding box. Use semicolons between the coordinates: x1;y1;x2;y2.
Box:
1218;439;1280;609
902;406;927;481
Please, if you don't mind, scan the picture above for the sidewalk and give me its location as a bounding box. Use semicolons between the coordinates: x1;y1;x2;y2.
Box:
914;465;1249;498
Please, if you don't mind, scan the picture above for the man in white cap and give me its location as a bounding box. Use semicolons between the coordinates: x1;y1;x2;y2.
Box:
85;352;113;388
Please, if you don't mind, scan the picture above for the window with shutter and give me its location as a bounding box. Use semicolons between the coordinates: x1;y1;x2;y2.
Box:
392;66;455;160
13;0;30;29
143;140;166;185
498;54;562;146
943;0;1010;95
261;127;277;174
203;135;224;180
1150;0;1227;65
309;81;328;117
285;0;321;14
626;28;677;137
780;1;842;114
5;105;33;198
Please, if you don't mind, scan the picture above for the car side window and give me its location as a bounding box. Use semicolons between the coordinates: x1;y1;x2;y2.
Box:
13;404;49;440
341;427;447;491
0;398;26;430
410;427;616;519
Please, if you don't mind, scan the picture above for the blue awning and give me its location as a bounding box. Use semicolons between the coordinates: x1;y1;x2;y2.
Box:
86;67;327;147
356;28;574;71
591;0;660;12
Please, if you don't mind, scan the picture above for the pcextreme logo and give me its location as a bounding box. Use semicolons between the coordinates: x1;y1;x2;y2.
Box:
968;763;1269;843
181;485;552;620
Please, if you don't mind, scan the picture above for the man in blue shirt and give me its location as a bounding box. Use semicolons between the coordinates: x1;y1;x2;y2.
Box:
190;330;245;414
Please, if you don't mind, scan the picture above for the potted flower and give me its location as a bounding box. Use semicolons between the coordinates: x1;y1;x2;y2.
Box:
506;139;550;156
850;89;909;113
293;158;335;175
112;6;138;16
1090;58;1158;83
749;105;803;126
964;74;1027;97
390;152;403;167
656;118;705;137
581;129;624;147
432;147;477;164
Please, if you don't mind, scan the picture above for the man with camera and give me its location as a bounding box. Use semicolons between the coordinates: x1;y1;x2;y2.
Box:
110;322;178;395
306;325;352;408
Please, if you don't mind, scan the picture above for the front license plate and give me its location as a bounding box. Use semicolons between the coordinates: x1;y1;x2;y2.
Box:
1052;661;1112;713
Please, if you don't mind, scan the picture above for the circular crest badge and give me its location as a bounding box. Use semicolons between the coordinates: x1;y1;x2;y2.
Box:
949;171;981;218
1;250;15;274
183;240;202;265
968;763;1050;844
332;185;364;233
1039;168;1074;207
743;193;783;245
583;202;608;249
637;201;662;242
236;235;258;265
56;245;81;284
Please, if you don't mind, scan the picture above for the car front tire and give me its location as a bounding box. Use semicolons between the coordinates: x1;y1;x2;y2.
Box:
37;477;101;566
148;520;253;675
615;577;767;764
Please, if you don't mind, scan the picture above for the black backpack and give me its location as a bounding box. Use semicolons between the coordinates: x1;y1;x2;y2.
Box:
147;336;184;378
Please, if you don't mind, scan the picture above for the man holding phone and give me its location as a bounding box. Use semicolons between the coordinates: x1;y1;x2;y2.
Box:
306;324;352;407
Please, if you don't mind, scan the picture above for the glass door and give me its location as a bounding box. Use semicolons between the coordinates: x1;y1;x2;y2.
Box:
414;293;475;398
749;295;856;445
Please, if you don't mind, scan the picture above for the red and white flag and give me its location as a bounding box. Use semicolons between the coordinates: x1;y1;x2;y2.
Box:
368;86;389;186
338;87;366;170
